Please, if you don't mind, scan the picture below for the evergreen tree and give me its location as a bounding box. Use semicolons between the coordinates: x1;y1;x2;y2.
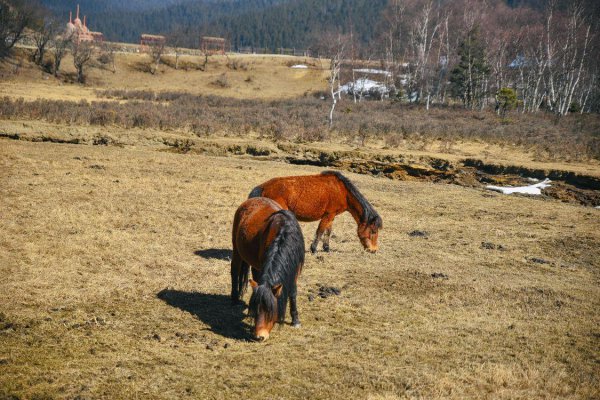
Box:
449;26;490;109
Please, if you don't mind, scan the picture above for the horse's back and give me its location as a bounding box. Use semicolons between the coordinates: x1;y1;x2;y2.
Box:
232;197;283;267
257;173;346;221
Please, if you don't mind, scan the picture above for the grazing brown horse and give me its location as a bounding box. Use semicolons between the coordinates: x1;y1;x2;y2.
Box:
249;171;382;253
231;197;305;341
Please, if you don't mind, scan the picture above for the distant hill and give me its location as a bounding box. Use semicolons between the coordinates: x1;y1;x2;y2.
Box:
40;0;290;45
39;0;387;49
204;0;388;51
39;0;599;49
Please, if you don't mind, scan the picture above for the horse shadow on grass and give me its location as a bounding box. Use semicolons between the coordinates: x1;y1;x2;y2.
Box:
194;248;232;261
157;289;250;340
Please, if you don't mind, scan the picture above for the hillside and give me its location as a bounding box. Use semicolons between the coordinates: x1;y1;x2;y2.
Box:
39;0;600;49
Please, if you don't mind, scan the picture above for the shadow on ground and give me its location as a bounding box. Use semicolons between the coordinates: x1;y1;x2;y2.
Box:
157;289;249;340
194;248;232;261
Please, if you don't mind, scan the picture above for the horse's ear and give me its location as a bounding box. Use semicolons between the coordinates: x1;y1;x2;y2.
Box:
271;284;283;298
249;279;258;289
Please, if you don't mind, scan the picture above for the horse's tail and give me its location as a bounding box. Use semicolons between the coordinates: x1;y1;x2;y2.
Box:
238;261;250;299
248;185;263;199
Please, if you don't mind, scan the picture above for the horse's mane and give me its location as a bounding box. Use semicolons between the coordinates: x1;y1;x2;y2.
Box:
321;170;382;228
249;210;305;321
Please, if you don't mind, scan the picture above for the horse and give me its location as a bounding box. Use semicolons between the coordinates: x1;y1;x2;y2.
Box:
248;170;382;254
231;197;305;341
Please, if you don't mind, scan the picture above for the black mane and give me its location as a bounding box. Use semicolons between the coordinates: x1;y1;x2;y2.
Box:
249;209;305;322
321;170;382;228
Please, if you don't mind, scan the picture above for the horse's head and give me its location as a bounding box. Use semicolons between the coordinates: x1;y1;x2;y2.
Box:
248;279;282;341
357;215;382;253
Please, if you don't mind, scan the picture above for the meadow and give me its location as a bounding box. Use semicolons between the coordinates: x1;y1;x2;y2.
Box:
0;49;599;399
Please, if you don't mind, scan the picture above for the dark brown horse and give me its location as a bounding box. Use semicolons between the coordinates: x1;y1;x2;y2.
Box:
249;171;382;253
231;197;305;341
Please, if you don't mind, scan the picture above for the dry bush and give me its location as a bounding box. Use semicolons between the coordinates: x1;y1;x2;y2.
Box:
227;59;249;71
212;74;230;88
1;94;598;160
385;133;404;148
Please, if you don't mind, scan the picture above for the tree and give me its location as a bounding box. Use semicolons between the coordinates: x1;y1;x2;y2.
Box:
408;1;442;109
51;33;72;77
449;26;490;109
0;0;33;58
551;1;593;116
31;15;59;66
72;41;94;83
149;39;165;75
97;42;116;73
319;33;347;128
168;27;187;70
496;87;517;116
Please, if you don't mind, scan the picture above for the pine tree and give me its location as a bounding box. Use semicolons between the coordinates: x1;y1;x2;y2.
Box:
449;26;490;109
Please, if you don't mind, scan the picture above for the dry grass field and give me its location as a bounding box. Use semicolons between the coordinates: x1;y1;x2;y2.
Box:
1;47;599;399
0;51;328;101
1;138;599;399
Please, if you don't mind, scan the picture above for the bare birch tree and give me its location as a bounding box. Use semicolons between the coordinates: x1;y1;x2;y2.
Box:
409;1;442;109
327;34;346;128
553;2;593;116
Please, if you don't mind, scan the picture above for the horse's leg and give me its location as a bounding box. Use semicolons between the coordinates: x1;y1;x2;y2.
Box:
230;249;242;304
289;284;300;328
322;226;333;252
310;215;334;253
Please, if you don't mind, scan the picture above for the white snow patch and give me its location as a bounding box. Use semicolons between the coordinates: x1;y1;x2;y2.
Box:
486;178;551;195
353;68;391;77
339;78;388;94
290;64;308;69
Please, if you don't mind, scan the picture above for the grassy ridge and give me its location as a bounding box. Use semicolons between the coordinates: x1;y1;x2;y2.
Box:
1;93;599;161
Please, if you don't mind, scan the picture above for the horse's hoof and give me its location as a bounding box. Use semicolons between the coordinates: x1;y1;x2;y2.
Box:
292;322;301;328
310;245;317;254
322;245;330;252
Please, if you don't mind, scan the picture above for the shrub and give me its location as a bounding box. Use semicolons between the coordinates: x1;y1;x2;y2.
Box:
496;88;518;116
1;94;598;160
212;74;230;88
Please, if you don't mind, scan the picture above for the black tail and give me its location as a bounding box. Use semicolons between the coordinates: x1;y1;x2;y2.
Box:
231;258;250;303
238;261;249;299
248;186;263;198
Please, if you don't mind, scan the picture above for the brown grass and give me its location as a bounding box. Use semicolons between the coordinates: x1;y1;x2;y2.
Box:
0;50;328;101
2;48;599;161
1;139;599;399
1;118;599;179
1;93;598;162
0;47;599;399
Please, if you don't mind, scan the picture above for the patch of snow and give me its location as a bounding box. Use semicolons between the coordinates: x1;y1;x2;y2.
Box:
290;64;308;69
486;178;551;195
525;177;540;183
339;78;388;94
353;68;391;77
